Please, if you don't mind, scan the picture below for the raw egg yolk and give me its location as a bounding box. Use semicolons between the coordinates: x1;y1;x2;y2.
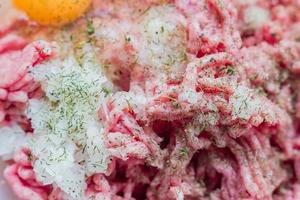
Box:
13;0;92;26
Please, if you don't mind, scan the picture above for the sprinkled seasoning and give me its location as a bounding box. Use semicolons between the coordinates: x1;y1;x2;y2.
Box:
27;44;111;198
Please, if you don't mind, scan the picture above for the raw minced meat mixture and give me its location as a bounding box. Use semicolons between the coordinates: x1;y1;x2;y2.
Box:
1;0;300;199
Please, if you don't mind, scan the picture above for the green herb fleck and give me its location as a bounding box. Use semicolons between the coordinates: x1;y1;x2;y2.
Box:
87;19;95;35
124;35;131;43
210;57;216;63
28;153;33;161
199;123;206;133
179;147;189;157
103;63;111;70
74;41;85;50
255;87;266;96
164;55;176;66
178;52;187;62
140;6;151;16
226;66;235;75
101;87;111;97
125;98;134;112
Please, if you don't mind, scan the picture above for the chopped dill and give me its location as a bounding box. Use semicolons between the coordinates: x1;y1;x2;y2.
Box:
28;153;33;161
70;34;74;41
160;26;165;33
101;87;112;96
210;57;216;63
124;35;131;43
178;52;187;62
87;19;95;35
179;147;189;157
226;66;235;75
140;6;151;16
164;55;176;66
